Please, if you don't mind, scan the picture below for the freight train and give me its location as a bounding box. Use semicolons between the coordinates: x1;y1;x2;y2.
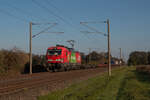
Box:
45;45;120;72
46;45;82;72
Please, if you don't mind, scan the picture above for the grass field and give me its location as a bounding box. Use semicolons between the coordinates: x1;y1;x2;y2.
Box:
38;67;150;100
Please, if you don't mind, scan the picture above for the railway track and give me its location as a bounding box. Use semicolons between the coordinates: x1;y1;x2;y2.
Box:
0;67;112;96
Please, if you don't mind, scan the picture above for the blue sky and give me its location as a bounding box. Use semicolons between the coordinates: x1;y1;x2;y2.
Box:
0;0;150;60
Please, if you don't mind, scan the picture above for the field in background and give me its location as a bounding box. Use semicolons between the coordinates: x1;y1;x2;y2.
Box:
38;66;150;100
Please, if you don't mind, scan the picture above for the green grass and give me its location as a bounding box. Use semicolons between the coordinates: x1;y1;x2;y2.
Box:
117;68;150;100
38;67;150;100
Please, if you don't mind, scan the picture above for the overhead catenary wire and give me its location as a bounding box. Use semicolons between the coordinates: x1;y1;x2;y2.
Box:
44;0;75;25
80;21;106;24
80;22;107;36
0;9;29;22
43;0;78;27
32;0;80;32
32;0;66;23
44;0;62;14
4;2;48;22
46;0;82;32
32;23;58;38
80;30;106;50
32;0;86;47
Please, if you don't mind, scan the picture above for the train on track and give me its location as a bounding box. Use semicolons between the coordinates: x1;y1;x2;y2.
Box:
45;45;121;72
46;45;83;72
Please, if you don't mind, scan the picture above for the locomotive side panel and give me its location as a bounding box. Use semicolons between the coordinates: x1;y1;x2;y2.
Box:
70;52;77;63
76;52;81;64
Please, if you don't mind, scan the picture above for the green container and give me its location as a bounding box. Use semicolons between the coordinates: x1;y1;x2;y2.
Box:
70;52;76;63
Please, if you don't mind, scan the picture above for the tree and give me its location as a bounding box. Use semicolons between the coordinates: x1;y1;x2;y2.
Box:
86;51;108;65
128;51;148;66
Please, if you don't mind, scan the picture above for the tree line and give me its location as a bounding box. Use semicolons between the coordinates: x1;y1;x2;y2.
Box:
128;51;150;66
81;51;124;65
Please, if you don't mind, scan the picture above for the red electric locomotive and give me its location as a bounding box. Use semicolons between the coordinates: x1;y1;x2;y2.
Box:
46;45;81;71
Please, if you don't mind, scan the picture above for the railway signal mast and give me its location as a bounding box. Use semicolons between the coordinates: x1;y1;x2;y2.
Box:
80;19;111;76
29;22;63;74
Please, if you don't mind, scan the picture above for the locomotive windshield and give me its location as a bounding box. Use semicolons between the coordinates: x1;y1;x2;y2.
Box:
48;49;62;55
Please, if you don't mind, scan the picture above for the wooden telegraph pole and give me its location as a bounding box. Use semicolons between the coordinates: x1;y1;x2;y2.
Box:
107;19;111;76
89;48;91;64
29;22;32;74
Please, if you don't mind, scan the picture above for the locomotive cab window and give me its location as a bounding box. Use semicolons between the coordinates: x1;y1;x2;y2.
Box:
48;49;62;55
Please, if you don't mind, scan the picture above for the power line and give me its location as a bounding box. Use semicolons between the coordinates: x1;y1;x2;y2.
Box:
44;0;62;13
32;23;58;38
43;0;76;27
32;0;79;32
80;22;107;36
44;0;82;31
4;2;48;22
32;0;65;22
0;9;28;22
81;32;107;49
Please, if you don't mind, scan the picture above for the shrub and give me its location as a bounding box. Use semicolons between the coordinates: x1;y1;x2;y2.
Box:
0;47;29;75
128;51;148;66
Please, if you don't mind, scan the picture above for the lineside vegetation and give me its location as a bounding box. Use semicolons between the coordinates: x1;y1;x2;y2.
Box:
38;66;150;100
0;47;29;76
0;47;46;76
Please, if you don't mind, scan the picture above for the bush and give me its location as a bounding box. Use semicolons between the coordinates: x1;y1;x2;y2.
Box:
0;47;29;75
24;54;47;73
128;51;148;66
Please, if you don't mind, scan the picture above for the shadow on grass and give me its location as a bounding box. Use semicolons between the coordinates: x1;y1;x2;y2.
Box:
116;76;128;100
134;71;150;83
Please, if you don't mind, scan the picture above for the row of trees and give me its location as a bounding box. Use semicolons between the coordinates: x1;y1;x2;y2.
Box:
128;51;150;66
81;51;123;65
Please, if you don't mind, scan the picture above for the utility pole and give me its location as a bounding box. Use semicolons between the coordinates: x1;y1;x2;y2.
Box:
80;19;111;77
29;22;32;74
107;19;111;76
89;48;91;64
120;48;122;66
